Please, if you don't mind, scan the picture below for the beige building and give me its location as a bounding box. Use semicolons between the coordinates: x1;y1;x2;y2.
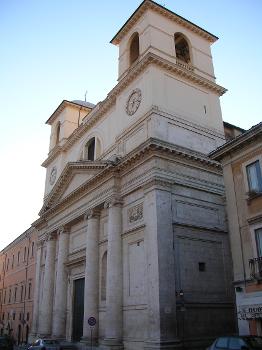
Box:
210;122;262;336
31;1;235;349
0;227;37;344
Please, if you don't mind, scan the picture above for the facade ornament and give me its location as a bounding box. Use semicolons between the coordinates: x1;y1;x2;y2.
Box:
128;203;143;223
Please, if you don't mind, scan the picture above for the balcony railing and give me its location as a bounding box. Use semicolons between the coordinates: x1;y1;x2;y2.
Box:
175;58;194;72
249;257;262;279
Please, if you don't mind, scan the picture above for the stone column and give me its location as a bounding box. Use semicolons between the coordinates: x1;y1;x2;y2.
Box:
38;233;57;337
82;209;100;343
101;197;123;350
143;181;180;350
30;240;43;340
52;226;70;339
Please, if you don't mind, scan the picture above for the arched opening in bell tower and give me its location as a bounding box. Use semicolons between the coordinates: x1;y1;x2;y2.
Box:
129;32;140;66
55;121;61;145
174;33;191;64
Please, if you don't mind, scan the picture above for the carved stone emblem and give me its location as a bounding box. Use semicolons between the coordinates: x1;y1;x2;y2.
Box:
49;166;57;185
128;203;143;223
126;88;142;116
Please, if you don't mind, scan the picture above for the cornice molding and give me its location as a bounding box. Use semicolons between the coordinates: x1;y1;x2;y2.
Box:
46;100;93;126
110;0;218;45
42;52;226;168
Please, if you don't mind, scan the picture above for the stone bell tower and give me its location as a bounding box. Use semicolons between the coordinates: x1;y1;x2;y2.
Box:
111;0;226;155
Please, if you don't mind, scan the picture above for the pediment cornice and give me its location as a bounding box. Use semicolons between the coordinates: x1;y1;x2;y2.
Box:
39;161;109;216
42;52;226;168
35;138;221;226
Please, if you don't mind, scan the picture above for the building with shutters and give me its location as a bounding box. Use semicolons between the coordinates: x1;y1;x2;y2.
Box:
0;227;37;344
210;122;262;337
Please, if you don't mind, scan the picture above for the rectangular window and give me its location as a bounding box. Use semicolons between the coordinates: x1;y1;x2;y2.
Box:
246;160;262;193
255;228;262;257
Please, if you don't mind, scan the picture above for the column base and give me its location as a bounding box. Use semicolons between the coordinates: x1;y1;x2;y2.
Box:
144;339;182;350
100;338;124;350
81;337;98;347
28;333;37;343
52;336;67;341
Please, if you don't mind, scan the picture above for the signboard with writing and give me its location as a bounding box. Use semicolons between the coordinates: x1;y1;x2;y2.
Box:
238;305;262;320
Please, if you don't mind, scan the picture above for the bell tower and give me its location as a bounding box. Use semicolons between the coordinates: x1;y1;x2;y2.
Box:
111;0;226;155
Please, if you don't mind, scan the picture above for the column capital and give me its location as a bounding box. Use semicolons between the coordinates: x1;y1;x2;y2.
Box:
57;225;70;235
36;240;44;249
104;196;123;209
46;232;57;242
84;208;100;221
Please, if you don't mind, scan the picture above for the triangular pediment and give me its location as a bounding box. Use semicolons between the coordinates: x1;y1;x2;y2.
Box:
40;161;108;215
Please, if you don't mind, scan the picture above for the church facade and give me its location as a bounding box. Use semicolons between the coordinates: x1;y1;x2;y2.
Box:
31;1;235;349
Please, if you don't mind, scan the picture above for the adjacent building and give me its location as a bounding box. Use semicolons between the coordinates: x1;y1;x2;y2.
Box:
0;227;37;344
30;1;235;349
210;122;262;336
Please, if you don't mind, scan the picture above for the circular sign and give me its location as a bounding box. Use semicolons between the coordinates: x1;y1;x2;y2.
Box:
49;166;57;185
88;317;96;327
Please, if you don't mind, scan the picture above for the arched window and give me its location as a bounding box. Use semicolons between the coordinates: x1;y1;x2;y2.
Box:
55;122;61;145
174;33;191;64
84;137;95;161
101;251;107;301
129;33;140;66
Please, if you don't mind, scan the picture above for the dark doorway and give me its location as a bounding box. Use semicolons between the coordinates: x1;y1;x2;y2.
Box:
18;324;21;345
25;325;29;344
72;278;85;341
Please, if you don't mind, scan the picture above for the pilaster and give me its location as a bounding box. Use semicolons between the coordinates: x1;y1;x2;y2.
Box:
30;240;43;340
82;209;100;344
52;225;70;339
101;197;123;350
38;232;57;337
143;181;181;349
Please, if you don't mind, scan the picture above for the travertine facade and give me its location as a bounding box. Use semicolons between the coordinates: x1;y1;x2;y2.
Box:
0;228;36;344
31;1;235;349
210;122;262;337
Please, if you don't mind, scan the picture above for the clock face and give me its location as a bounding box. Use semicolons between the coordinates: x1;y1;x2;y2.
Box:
49;166;57;185
126;89;142;116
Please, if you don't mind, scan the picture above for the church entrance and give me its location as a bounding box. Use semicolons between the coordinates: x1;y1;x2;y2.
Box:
72;278;84;342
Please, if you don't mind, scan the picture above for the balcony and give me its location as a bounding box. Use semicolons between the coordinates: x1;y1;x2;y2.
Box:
175;58;194;72
249;257;262;280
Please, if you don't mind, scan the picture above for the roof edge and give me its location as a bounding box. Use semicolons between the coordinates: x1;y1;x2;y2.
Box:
110;0;218;45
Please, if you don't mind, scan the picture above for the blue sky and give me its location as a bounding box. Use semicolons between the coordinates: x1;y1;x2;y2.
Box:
0;0;261;249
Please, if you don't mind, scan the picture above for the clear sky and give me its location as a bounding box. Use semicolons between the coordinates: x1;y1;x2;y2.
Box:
0;0;261;250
